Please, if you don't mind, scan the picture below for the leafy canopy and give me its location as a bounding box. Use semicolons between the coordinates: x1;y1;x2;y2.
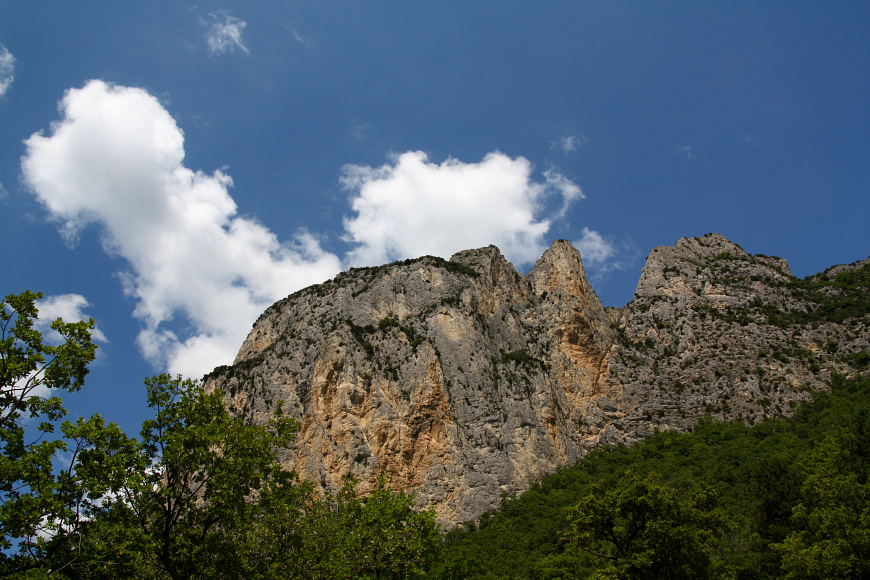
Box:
1;290;442;579
0;290;102;568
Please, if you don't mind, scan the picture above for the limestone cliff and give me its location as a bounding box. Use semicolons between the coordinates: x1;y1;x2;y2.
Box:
204;234;869;526
604;234;868;439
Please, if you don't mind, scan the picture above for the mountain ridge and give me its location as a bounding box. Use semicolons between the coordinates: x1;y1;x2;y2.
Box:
204;233;869;526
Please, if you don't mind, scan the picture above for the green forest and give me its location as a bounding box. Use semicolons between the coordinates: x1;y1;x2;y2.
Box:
3;289;869;579
434;370;870;579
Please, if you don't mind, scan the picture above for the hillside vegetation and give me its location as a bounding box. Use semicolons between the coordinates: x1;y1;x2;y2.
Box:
435;370;870;579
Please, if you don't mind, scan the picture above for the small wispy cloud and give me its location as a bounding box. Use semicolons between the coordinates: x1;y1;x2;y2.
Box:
544;167;584;218
291;28;309;47
279;20;312;48
0;44;15;97
551;133;589;155
203;12;249;56
574;228;637;280
351;119;371;140
678;143;696;161
574;228;614;265
745;133;761;150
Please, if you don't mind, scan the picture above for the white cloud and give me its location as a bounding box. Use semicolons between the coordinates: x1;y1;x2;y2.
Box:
551;133;588;154
204;12;249;56
678;143;697;161
22;80;341;378
291;28;309;47
543;168;584;218
0;44;15;97
341;151;583;267
35;294;107;343
574;228;615;265
351;119;371;140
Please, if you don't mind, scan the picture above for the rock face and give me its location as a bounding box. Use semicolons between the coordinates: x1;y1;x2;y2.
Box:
204;234;869;526
604;234;868;438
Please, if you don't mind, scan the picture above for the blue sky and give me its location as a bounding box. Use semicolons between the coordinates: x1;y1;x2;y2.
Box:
2;2;869;433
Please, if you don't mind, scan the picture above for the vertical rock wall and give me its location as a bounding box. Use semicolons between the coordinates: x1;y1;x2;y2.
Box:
204;234;869;526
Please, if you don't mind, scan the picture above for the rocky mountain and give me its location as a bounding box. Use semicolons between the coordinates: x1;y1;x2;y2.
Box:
203;233;869;526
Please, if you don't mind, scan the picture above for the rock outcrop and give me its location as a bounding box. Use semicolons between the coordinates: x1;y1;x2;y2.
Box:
604;234;868;438
204;233;869;526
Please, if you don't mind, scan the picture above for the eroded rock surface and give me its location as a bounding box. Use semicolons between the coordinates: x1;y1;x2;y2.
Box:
204;234;869;526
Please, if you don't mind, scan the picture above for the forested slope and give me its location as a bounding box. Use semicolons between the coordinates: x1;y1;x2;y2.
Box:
435;370;870;579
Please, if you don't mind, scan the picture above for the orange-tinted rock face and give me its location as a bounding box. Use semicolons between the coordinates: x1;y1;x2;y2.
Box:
205;235;868;526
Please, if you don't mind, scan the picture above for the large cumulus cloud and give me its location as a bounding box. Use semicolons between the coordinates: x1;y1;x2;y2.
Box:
341;151;584;267
22;80;341;377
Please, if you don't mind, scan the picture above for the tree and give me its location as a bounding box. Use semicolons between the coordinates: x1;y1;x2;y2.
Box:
0;290;110;575
72;374;298;579
74;375;441;580
733;455;805;577
775;435;870;579
2;291;442;578
565;472;723;579
309;476;441;579
241;474;441;579
749;457;803;545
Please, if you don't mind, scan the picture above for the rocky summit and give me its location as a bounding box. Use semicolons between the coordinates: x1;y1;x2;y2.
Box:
204;233;869;526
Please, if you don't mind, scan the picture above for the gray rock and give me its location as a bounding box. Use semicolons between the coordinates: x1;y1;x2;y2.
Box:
204;234;869;527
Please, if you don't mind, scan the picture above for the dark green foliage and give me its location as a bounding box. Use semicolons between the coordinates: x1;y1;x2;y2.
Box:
499;349;544;369
567;473;724;579
348;319;377;357
692;303;753;326
748;457;802;544
0;291;105;574
1;292;442;579
378;316;400;331
244;475;441;579
400;324;426;349
774;434;870;578
441;259;481;278
765;262;870;326
440;294;463;308
842;350;870;370
351;254;480;279
206;354;266;381
436;371;870;579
